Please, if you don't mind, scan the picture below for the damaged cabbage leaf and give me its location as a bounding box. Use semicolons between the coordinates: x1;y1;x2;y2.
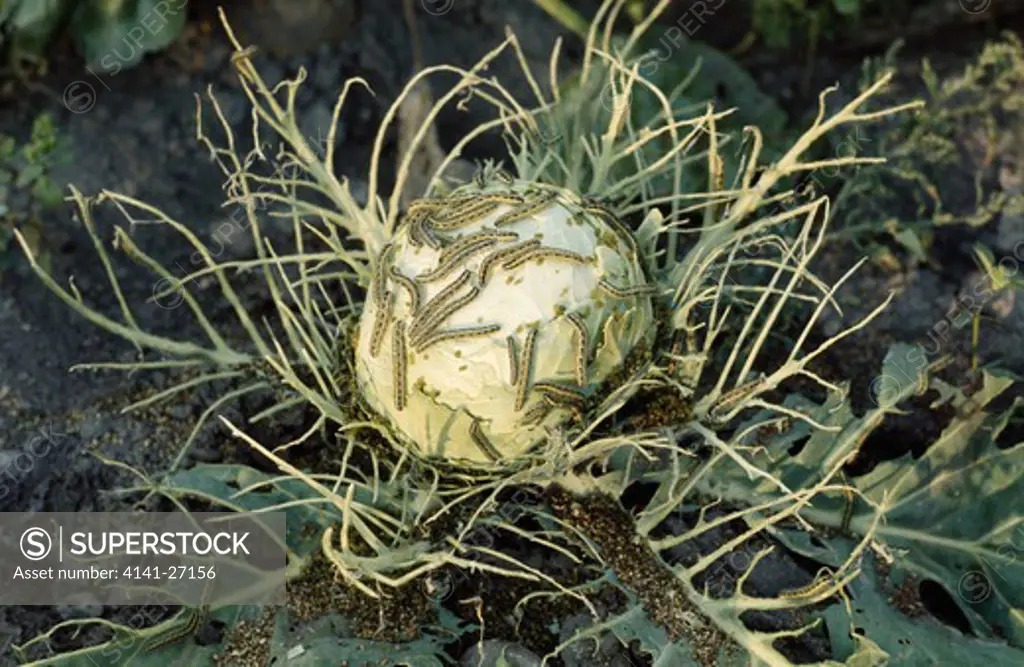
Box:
70;0;188;74
164;463;344;560
697;343;1024;651
13;603;469;666
10;605;262;666
267;608;470;667
818;539;1024;665
1;0;70;58
852;367;1024;647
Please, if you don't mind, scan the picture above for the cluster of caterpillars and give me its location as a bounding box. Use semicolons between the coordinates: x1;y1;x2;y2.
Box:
366;182;652;461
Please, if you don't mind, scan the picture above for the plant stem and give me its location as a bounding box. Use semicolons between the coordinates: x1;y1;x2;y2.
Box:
534;0;590;40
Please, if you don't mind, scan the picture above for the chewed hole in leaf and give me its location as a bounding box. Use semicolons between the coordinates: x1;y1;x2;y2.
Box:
845;394;957;476
918;579;974;636
787;434;811;457
619;480;659;513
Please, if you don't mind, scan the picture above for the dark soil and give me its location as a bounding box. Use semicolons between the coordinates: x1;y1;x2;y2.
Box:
1;0;1022;665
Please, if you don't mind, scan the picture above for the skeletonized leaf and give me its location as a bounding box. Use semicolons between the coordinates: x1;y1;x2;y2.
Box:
853;369;1024;646
819;539;1024;665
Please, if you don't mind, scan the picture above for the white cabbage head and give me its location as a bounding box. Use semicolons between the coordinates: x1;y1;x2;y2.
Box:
355;179;657;465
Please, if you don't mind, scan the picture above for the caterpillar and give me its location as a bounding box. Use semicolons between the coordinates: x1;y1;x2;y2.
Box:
565;312;589;387
840;486;855;536
778;570;838;601
469;419;502;462
479;239;543;283
530;389;585;422
408;195;475;213
409;270;473;338
502;246;594;270
753;416;792;446
418;238;501;283
523;183;555;197
413;324;501;352
522;395;556;425
495;169;514;185
578;195;614;214
515;326;539;411
493;192;557;228
438;230;519;265
580;196;638;256
597;278;658;299
410;286;481;346
506;335;519;386
404;209;426;245
409;210;443;249
373;243;396;305
533;381;588;405
393;321;407;411
142;606;208;653
708;375;765;421
915;355;952;396
429;199;504;231
847;425;873;463
476;193;526;206
369;291;396;357
389;265;421;315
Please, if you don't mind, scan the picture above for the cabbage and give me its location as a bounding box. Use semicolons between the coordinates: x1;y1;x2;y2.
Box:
355;178;656;464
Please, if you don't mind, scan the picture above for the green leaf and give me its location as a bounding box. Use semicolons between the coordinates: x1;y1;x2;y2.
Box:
853;370;1024;647
974;242;1024;291
12;606;264;666
267;610;464;667
600;603;697;666
14;162;44;188
7;0;71;57
31;176;65;209
0;134;17;161
699;345;1024;649
164;463;344;560
887;224;930;265
69;0;188;74
831;0;861;17
751;0;801;50
820;541;1024;665
637;36;787;136
28;113;58;157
